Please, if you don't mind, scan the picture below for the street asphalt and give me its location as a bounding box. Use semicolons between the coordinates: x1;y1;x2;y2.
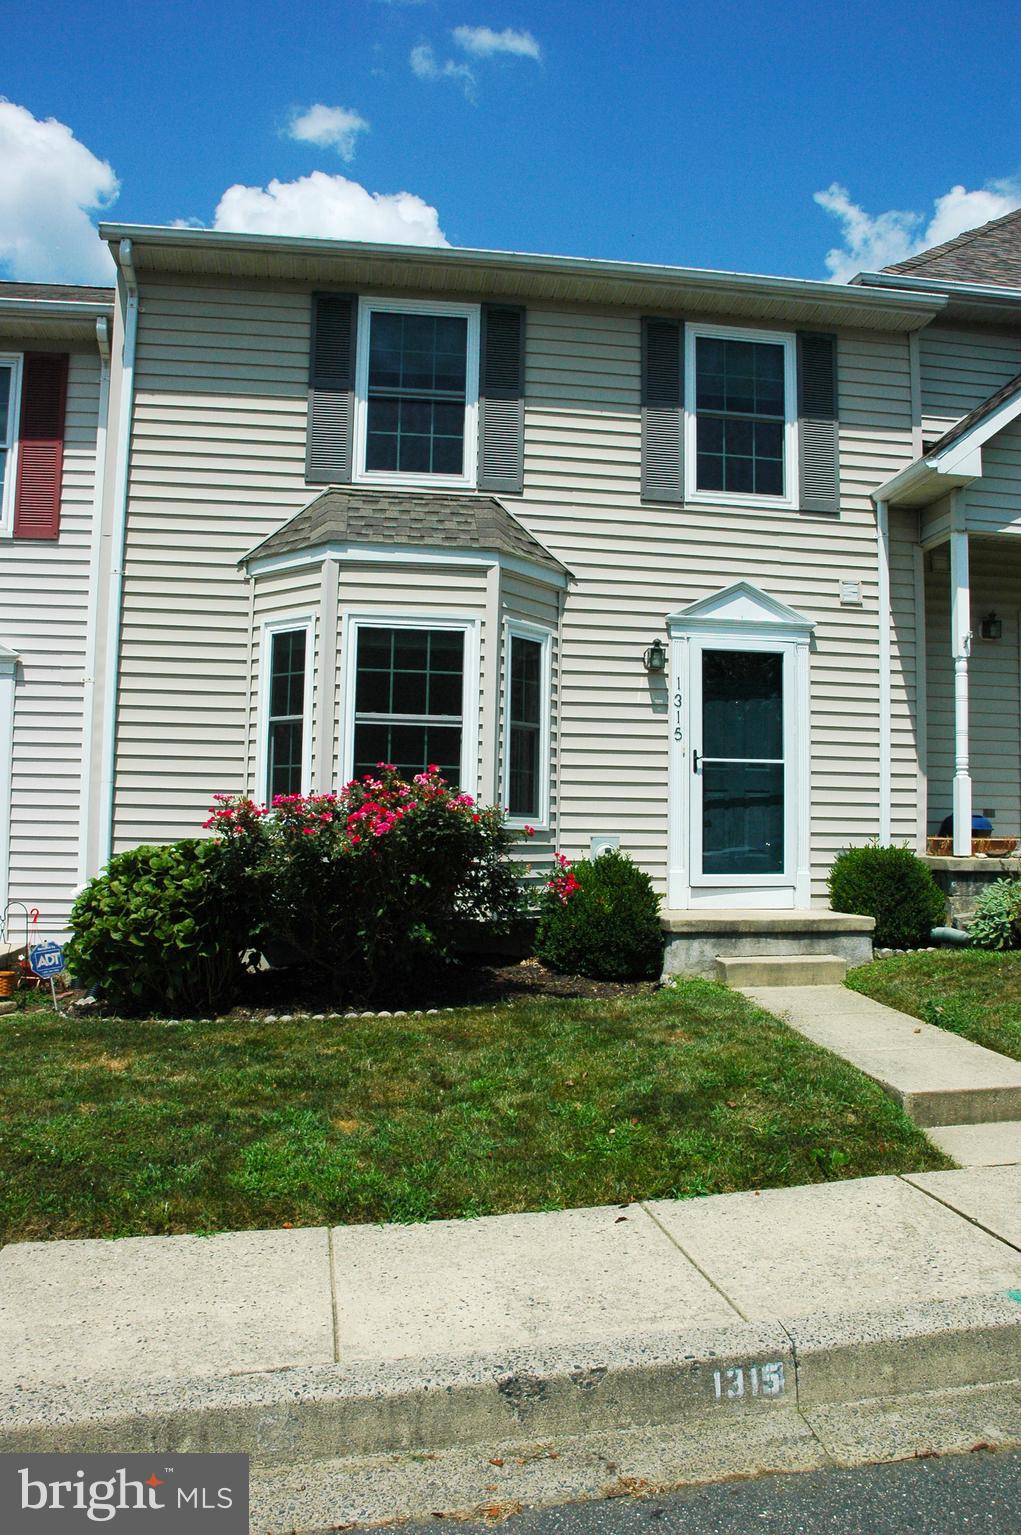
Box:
403;1449;1021;1533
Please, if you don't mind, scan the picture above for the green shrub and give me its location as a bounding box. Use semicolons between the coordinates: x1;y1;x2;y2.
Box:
968;878;1021;950
534;849;663;980
67;840;248;1015
209;769;525;1004
828;843;945;949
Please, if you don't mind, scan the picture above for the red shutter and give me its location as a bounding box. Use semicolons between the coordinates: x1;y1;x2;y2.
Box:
13;353;69;540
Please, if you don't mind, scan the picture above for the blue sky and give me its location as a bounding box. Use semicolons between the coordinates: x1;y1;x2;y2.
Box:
2;0;1020;283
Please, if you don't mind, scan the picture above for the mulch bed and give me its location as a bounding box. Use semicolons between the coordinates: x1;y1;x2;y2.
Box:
41;956;660;1021
232;955;659;1015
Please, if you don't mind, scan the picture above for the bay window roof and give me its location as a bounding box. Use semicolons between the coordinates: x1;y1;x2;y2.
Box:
242;487;569;577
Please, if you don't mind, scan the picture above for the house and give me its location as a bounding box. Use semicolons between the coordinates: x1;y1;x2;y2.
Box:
0;281;113;940
4;213;1021;968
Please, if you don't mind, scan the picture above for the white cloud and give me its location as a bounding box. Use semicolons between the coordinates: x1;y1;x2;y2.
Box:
212;171;449;246
0;100;118;283
287;104;369;162
451;24;541;60
815;179;1021;283
410;43;477;99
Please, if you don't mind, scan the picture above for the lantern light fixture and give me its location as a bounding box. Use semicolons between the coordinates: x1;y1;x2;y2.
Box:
643;638;667;673
980;612;1003;641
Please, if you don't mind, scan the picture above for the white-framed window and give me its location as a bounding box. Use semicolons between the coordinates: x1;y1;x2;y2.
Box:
341;613;480;792
684;325;798;509
352;297;480;490
0;353;23;536
502;620;552;827
259;615;315;800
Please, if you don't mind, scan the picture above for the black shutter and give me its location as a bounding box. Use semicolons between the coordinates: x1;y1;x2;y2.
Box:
478;304;525;493
797;332;839;513
306;292;356;484
641;318;683;502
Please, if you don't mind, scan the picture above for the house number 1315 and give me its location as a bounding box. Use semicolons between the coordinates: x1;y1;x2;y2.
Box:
712;1361;786;1399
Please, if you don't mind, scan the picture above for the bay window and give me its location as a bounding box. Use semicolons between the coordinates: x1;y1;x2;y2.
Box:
503;623;550;825
349;622;471;787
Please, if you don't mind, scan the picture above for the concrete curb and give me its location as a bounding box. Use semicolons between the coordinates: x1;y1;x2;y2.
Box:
2;1295;1019;1465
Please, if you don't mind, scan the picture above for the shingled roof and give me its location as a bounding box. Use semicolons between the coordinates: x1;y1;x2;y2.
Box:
882;208;1021;287
242;489;569;575
925;370;1021;456
0;281;114;305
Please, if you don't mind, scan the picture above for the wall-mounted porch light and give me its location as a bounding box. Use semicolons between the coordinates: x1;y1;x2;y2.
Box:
643;638;667;673
980;612;1003;641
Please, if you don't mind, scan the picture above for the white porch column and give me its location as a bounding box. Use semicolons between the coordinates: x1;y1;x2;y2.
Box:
950;493;972;857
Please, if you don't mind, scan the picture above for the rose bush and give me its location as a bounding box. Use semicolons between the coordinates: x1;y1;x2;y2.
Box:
210;766;525;1003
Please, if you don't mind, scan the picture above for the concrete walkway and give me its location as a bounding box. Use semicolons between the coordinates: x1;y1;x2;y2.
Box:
740;984;1021;1156
2;1170;1021;1527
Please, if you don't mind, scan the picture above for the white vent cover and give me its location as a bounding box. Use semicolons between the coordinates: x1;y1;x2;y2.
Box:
839;578;863;607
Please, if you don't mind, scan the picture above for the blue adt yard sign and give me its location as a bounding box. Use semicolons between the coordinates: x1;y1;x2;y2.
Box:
29;942;64;979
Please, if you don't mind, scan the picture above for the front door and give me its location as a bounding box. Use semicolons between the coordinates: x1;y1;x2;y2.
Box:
687;636;799;907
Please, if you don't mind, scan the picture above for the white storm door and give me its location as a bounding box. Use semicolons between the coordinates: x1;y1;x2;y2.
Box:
688;637;797;890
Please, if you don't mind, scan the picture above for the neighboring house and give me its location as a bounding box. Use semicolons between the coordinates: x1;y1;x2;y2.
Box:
0;282;113;938
7;213;1021;967
853;212;1021;879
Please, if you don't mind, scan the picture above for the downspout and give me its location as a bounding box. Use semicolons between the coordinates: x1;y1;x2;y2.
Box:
77;315;111;888
97;240;139;870
875;498;892;844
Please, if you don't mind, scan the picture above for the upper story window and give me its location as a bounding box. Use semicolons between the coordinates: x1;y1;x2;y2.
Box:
0;355;23;535
684;326;798;510
353;299;480;490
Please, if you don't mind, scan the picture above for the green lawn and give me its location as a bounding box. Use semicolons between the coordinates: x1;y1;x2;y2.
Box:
0;980;948;1243
848;949;1021;1062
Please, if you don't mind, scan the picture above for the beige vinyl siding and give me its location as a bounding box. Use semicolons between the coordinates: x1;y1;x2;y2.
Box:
919;326;1021;441
888;508;924;846
925;536;1021;837
921;493;953;548
519;312;915;899
965;415;1021;536
114;280;311;849
2;347;101;933
247;566;321;799
115;280;917;905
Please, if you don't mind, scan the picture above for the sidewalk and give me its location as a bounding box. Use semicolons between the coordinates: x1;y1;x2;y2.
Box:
2;1168;1021;1528
741;983;1021;1161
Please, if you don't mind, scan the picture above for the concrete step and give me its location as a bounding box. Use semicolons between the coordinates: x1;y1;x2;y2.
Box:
661;910;874;980
717;954;847;987
926;1121;1021;1167
741;985;1021;1128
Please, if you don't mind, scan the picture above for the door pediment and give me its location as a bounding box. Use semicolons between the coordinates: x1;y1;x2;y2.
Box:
666;582;814;640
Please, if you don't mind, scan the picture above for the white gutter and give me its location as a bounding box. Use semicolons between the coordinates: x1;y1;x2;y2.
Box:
96;240;139;871
77;316;112;888
0;298;112;320
98;222;946;323
854;270;1021;305
874;499;892;844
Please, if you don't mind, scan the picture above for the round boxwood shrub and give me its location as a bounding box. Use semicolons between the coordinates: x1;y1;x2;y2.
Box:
968;878;1021;950
534;849;663;980
828;843;945;950
67;839;248;1015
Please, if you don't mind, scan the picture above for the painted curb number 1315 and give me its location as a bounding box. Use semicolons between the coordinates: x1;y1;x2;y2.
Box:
712;1361;786;1400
